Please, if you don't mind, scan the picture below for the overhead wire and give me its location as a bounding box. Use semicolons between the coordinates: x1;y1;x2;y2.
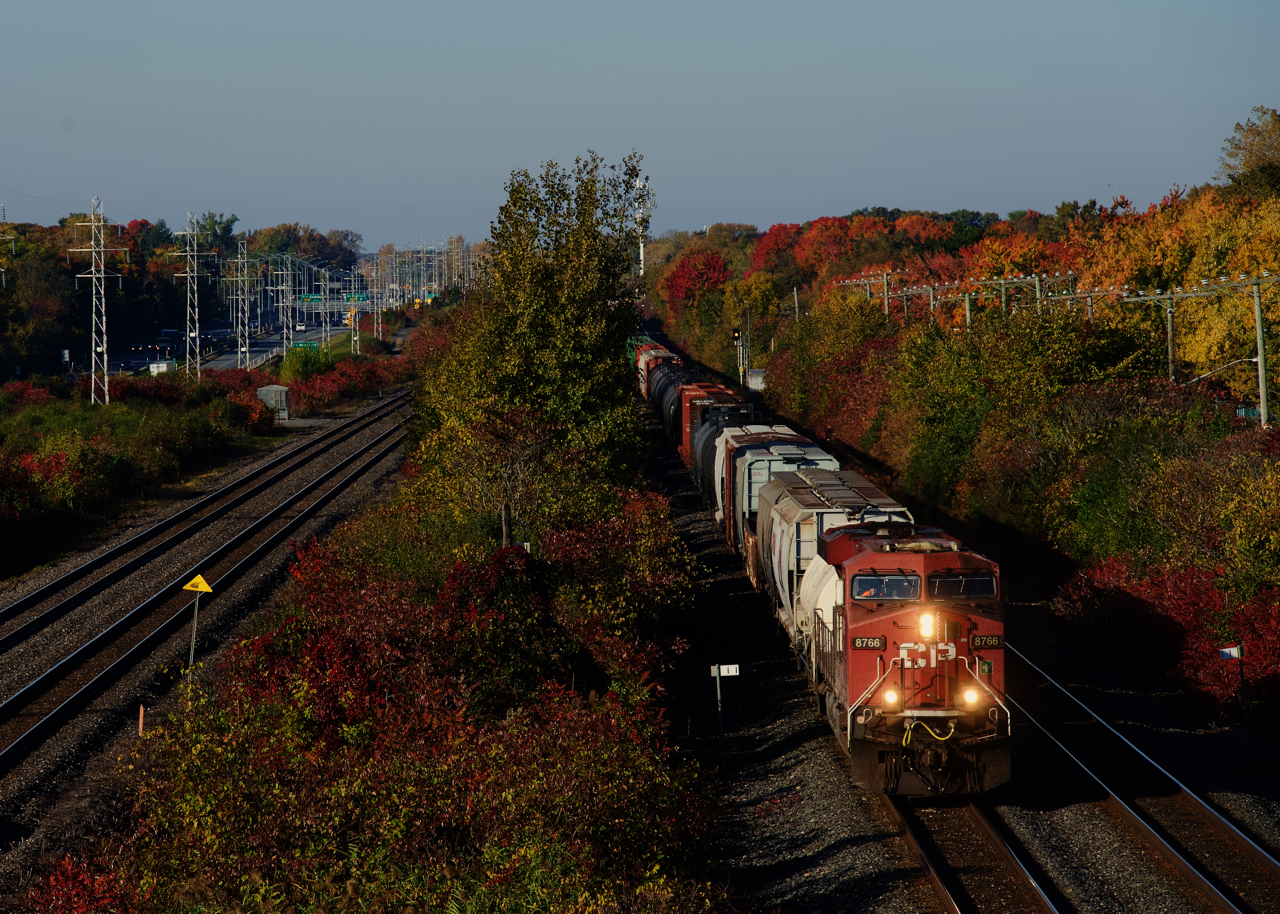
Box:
0;180;149;222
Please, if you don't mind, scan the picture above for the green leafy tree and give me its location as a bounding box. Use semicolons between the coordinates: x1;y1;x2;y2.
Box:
416;151;652;542
196;211;239;255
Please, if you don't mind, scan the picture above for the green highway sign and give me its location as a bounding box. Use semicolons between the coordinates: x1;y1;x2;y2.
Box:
300;294;323;303
293;341;320;350
344;293;369;302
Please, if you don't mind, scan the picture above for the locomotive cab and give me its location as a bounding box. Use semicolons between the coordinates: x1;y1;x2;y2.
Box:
811;523;1012;795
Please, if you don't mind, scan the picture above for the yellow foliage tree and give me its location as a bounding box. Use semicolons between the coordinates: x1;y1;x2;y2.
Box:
1075;190;1280;396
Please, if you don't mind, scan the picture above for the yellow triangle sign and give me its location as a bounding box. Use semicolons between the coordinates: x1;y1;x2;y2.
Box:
183;574;213;594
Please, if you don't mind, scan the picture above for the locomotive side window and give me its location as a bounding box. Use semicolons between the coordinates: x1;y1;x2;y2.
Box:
929;574;997;600
852;574;920;600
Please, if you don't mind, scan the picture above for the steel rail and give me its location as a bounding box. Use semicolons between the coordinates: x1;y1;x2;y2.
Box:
0;391;409;628
966;801;1062;914
1008;644;1280;878
0;396;408;655
882;795;964;914
1004;692;1245;914
0;428;406;773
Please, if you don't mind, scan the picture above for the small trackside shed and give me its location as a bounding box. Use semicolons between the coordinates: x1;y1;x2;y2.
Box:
256;384;291;420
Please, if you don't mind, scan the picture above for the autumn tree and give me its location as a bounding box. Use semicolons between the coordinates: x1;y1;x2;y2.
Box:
721;270;790;372
1034;200;1106;243
0;250;78;376
250;222;362;270
416;151;651;542
749;223;804;289
658;248;732;338
1218;105;1280;196
701;222;760;274
893;214;954;246
793;216;894;284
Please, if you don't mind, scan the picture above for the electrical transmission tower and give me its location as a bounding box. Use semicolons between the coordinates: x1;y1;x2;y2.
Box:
231;241;252;369
71;198;126;404
319;266;332;348
349;266;362;356
273;256;295;350
171;213;208;378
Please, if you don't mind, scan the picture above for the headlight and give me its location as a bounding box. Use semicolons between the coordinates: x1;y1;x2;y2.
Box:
884;690;898;705
919;613;935;638
963;689;979;704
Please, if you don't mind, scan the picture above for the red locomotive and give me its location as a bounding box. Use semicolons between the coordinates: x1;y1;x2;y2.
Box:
629;335;1011;794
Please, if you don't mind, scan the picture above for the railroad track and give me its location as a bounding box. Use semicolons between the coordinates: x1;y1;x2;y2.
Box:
0;390;409;645
882;646;1280;913
1002;644;1280;914
884;794;1059;914
0;395;410;779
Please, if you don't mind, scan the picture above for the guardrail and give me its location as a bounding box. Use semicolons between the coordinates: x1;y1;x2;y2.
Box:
248;346;282;369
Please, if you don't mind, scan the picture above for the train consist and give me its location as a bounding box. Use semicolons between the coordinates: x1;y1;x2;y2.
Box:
632;336;1011;795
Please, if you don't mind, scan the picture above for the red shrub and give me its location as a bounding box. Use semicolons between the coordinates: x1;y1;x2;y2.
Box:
226;390;275;434
23;856;143;914
1;380;53;409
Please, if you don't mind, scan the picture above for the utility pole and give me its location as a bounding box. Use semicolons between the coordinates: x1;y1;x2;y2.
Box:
1123;275;1278;425
71;198;126;404
172;213;207;378
1253;279;1271;427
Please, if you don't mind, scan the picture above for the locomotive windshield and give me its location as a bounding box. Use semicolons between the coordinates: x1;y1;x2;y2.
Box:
851;574;920;600
929;573;997;600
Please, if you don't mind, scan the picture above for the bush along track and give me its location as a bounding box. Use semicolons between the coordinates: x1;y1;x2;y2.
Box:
18;155;738;912
0;346;417;581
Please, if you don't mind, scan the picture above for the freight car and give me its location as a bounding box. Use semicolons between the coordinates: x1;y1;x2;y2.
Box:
630;337;1012;795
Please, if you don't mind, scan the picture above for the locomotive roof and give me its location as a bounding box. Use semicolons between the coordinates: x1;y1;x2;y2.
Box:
817;521;999;576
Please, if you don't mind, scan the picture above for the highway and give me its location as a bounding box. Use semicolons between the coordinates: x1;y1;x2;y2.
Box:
106;326;343;375
201;325;338;372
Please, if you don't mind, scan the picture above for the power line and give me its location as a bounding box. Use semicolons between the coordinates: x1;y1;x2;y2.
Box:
0;182;149;222
0;181;87;204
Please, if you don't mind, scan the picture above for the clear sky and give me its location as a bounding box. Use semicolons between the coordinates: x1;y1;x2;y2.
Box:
2;0;1276;250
